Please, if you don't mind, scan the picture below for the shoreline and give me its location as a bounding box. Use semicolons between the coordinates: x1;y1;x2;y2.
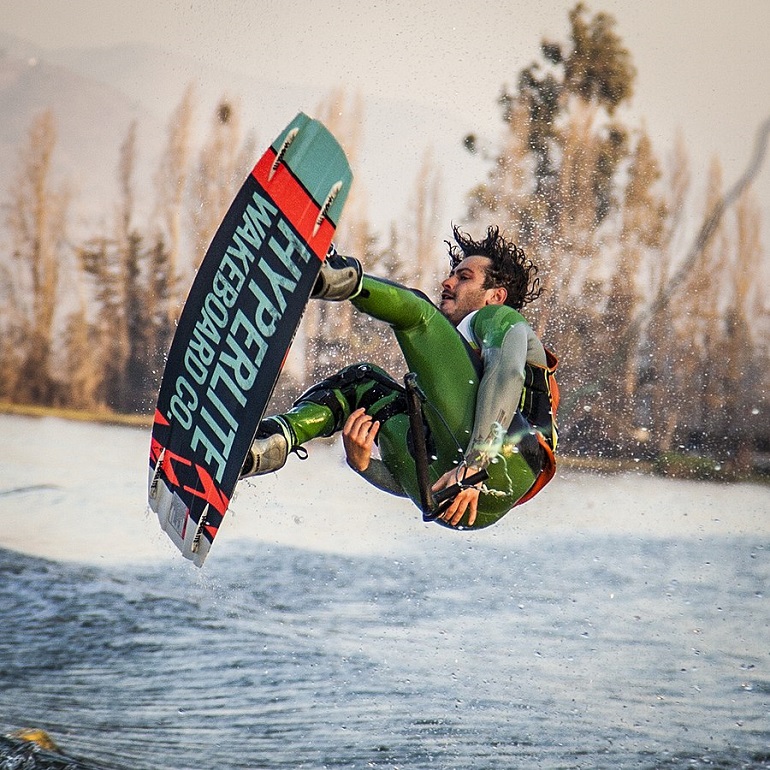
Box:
0;400;152;429
2;401;767;484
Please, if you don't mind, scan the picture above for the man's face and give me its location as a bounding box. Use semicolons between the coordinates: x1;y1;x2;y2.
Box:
439;255;504;325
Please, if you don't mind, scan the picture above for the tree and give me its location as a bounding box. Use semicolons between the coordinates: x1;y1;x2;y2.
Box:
561;2;635;112
4;109;71;404
644;133;691;453
671;159;728;452
467;3;636;323
62;300;101;410
458;4;770;462
154;84;195;322
503;2;635;239
189;97;256;271
77;123;136;411
600;129;667;452
77;121;164;413
464;4;641;454
142;234;176;404
725;190;764;471
402;148;444;297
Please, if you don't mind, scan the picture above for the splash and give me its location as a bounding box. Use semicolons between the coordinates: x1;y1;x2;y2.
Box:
474;422;542;500
472;422;506;467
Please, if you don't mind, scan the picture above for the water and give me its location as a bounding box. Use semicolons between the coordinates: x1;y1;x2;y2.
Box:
1;414;769;769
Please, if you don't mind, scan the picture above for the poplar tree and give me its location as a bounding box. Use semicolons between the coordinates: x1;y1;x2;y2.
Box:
62;301;101;410
78;123;138;411
404;147;444;297
726;190;764;471
673;159;728;452
154;84;195;321
190;97;256;271
601;130;667;452
4;109;70;404
643;133;691;454
78;121;164;413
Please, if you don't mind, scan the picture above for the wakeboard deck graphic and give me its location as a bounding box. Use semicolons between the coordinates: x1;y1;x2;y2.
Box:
148;113;352;566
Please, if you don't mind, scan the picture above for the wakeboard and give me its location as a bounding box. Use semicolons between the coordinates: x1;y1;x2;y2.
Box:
148;113;352;566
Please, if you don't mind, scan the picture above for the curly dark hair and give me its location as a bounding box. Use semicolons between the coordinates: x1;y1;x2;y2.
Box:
445;225;542;310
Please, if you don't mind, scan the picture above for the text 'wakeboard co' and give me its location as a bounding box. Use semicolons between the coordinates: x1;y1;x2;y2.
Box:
169;189;313;483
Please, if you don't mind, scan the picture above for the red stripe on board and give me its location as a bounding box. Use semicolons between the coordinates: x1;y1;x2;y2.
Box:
252;150;335;260
155;444;192;488
149;436;162;464
153;408;170;427
184;464;230;517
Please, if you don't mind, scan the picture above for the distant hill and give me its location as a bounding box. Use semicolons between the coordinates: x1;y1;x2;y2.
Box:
0;32;350;232
0;33;161;226
0;30;482;240
46;40;318;128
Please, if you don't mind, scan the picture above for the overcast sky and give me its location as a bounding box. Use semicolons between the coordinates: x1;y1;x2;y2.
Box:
2;0;769;237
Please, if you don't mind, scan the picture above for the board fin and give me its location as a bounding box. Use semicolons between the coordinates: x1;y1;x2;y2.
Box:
190;503;210;554
269;127;300;181
148;447;166;499
313;181;344;237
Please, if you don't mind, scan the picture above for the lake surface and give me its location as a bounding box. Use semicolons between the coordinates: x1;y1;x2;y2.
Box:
1;414;768;769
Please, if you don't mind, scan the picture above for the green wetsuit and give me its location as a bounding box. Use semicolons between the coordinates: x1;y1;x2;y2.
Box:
278;275;557;529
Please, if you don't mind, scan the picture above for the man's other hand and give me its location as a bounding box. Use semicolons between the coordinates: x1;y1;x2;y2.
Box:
342;408;380;472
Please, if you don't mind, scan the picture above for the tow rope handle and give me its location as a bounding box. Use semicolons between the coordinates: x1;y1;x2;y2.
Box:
426;469;488;520
403;373;488;522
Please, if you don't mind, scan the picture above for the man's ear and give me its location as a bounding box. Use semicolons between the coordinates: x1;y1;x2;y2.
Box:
486;286;508;306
